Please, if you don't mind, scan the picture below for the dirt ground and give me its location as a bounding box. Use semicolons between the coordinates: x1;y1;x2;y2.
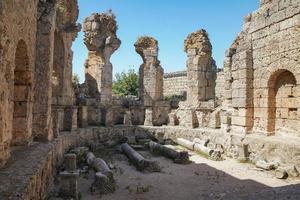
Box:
77;146;300;200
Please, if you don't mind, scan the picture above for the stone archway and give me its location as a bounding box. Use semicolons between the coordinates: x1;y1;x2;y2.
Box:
12;40;32;145
52;31;65;105
267;69;297;134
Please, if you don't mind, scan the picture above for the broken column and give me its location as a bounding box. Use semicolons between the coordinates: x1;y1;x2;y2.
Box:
149;141;189;164
59;154;79;199
135;36;164;107
121;143;160;172
184;29;217;107
85;152;116;194
135;37;166;126
83;12;121;103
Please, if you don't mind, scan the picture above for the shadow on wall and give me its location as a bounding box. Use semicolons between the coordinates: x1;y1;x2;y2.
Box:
85;73;100;98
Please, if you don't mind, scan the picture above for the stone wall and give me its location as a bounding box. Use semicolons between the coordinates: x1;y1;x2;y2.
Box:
0;0;38;166
215;70;225;101
0;0;80;168
223;0;300;136
184;29;217;107
163;71;188;98
137;126;300;171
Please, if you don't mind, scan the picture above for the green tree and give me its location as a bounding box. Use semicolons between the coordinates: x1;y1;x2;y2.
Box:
72;73;80;87
112;69;139;96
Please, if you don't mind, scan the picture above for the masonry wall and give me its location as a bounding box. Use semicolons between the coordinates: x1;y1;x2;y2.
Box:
0;0;38;167
250;0;300;136
215;70;225;101
163;71;188;97
226;0;300;136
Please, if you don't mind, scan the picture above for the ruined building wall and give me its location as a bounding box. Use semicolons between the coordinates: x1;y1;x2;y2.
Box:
215;70;225;101
134;36;169;126
163;71;188;98
184;29;217;108
0;0;38;166
83;12;121;104
0;0;80;167
135;36;164;107
251;0;300;136
225;0;300;136
33;0;80;141
52;0;80;107
33;0;56;142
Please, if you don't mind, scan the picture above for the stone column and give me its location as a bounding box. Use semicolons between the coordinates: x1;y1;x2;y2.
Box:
123;110;132;125
78;106;88;128
184;29;217;107
83;13;121;104
59;154;79;199
32;0;56;142
134;37;164;107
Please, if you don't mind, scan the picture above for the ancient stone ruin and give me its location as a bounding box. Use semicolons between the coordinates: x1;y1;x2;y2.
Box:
0;0;300;199
83;12;121;103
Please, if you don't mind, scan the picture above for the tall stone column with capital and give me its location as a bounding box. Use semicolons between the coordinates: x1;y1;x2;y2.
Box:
83;13;121;104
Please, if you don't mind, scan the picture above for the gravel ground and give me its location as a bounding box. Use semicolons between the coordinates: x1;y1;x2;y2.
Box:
77;146;300;200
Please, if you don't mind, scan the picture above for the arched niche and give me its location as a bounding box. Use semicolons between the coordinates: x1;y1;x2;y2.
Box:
267;69;297;135
12;40;32;145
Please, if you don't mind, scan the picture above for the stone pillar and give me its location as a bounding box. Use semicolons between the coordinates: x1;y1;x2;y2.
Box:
123;111;132;125
64;106;78;131
78;106;88;128
105;108;114;127
168;112;178;126
184;29;217;107
144;109;153;126
51;106;64;137
83;12;121;104
134;37;164;107
33;0;56;142
60;154;79;199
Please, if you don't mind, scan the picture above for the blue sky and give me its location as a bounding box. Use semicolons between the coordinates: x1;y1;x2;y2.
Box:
72;0;259;83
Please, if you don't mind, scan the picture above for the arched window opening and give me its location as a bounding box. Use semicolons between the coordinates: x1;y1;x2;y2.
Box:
12;40;32;145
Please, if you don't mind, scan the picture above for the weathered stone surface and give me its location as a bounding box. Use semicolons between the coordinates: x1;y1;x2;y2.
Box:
163;71;187;98
184;29;217;106
135;36;164;107
83;12;121;103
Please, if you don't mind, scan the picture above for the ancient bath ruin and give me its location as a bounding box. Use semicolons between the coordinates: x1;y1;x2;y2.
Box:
0;0;300;199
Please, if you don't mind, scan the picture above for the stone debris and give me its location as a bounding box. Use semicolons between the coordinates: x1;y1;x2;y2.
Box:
104;137;128;148
121;143;161;172
148;141;189;164
85;152;116;194
275;168;288;179
176;138;223;161
176;138;194;150
255;160;278;171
